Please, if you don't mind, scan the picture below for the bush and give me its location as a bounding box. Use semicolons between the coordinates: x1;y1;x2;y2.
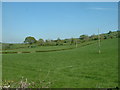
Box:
2;44;11;50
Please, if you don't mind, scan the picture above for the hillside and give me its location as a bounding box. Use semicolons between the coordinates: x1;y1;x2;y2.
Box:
2;38;118;88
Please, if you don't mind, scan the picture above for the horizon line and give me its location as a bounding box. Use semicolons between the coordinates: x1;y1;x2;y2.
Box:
2;30;118;44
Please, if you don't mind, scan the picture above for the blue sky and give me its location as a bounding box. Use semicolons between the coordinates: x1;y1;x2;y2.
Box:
2;2;118;43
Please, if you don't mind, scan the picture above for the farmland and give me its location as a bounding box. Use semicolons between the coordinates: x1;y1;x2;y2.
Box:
2;38;118;88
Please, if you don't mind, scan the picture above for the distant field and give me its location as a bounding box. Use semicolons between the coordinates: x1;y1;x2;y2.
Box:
2;41;96;53
3;45;75;52
2;38;118;88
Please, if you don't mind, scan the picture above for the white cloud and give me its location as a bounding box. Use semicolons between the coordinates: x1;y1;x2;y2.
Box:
88;7;111;10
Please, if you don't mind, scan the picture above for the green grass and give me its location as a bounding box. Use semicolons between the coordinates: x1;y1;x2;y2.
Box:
2;38;118;88
3;45;74;52
2;40;96;53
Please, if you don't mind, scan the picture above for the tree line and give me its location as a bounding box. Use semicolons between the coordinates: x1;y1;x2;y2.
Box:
24;30;119;46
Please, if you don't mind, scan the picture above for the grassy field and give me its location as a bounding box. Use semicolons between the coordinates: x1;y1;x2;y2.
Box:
2;38;118;88
2;40;96;53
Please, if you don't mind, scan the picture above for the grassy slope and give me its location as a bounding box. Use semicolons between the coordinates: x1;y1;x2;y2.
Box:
2;40;96;52
3;45;74;52
2;38;118;88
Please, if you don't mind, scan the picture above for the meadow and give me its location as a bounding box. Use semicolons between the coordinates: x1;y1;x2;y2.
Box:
2;40;96;53
2;38;118;88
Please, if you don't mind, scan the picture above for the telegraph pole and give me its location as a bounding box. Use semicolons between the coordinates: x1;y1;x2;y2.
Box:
98;28;101;54
75;39;77;48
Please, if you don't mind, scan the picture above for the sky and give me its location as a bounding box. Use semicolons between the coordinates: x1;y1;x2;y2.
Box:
2;2;118;43
2;0;120;2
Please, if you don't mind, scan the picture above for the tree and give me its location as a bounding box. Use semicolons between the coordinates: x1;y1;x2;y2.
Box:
38;38;44;46
79;35;89;41
90;34;98;40
108;31;112;34
57;38;61;41
117;30;120;38
44;39;51;46
64;39;71;45
24;36;37;44
56;38;63;45
70;38;76;45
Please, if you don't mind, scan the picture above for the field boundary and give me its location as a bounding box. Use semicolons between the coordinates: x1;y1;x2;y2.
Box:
1;41;96;54
1;47;75;54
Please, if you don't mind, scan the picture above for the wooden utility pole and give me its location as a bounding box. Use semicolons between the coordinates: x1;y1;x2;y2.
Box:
98;28;101;54
75;39;77;48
